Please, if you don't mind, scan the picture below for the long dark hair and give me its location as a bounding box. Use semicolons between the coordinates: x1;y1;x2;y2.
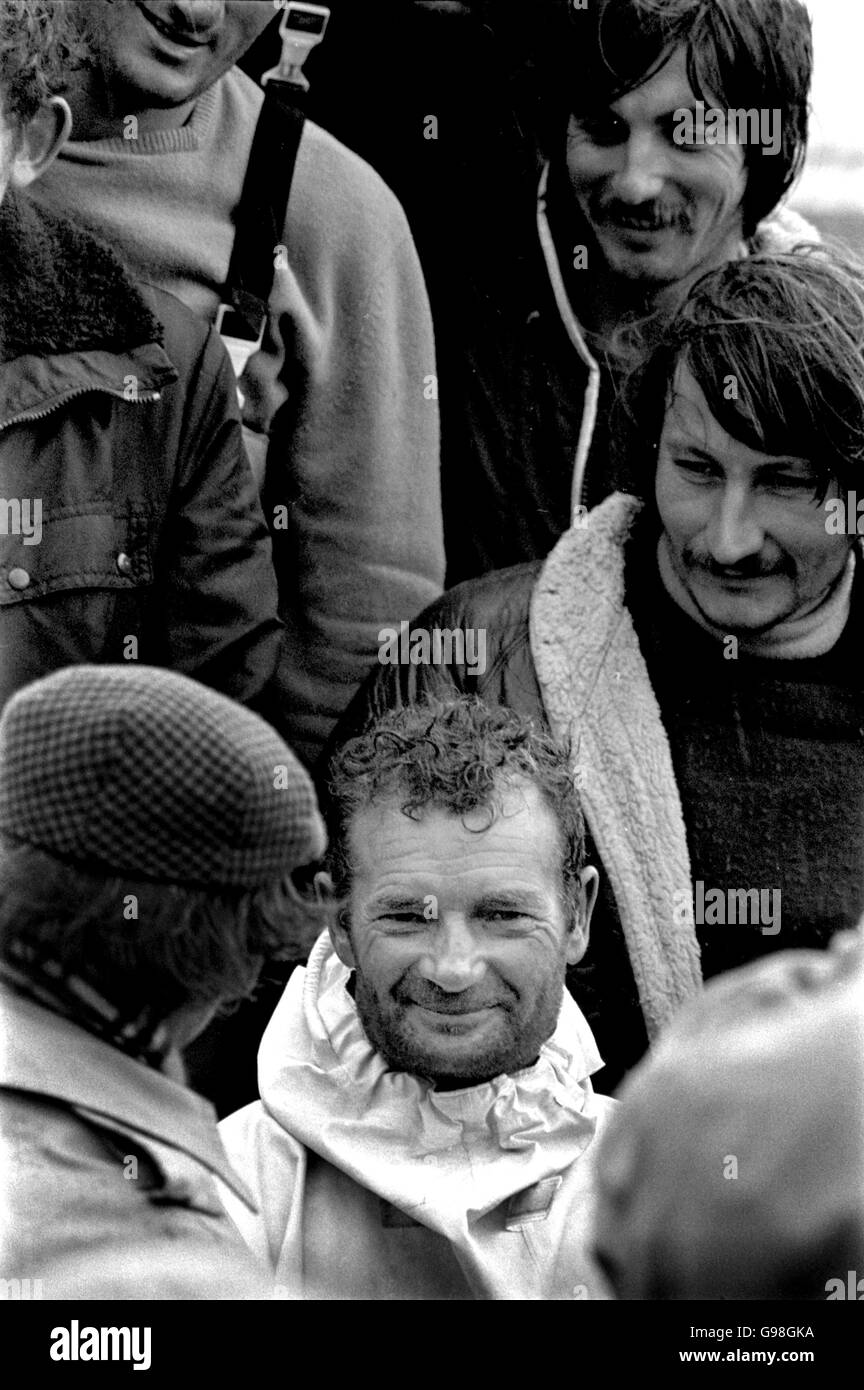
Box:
532;0;812;237
615;246;864;505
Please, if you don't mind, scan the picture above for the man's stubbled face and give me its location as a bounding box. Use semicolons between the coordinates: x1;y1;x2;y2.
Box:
333;781;593;1089
656;363;850;636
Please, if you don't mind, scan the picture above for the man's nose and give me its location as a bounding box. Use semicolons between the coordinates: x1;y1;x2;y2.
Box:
417;917;487;993
705;484;765;565
609;131;668;205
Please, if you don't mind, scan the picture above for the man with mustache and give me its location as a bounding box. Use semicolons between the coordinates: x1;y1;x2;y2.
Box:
518;0;815;569
220;697;616;1300
334;246;864;1095
302;0;814;582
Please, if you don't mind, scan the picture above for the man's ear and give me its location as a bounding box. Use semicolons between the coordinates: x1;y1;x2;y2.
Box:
566;865;599;966
316;870;356;970
10;97;72;190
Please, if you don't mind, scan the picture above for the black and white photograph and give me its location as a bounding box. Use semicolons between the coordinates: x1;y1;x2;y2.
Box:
0;0;862;1356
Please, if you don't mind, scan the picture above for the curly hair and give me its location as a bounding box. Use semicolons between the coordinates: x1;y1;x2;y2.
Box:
531;0;811;238
0;840;330;1032
0;0;83;125
616;245;864;505
325;697;587;927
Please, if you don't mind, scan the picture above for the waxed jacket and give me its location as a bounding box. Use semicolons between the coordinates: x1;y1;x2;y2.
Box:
0;191;282;714
0;984;270;1300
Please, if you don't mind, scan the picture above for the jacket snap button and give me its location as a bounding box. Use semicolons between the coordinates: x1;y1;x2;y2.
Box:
116;552;134;577
7;567;30;590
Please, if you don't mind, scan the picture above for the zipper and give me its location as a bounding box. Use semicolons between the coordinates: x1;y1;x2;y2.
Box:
536;161;601;519
0;385;162;436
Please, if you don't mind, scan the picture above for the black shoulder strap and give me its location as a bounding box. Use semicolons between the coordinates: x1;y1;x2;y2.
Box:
223;83;306;334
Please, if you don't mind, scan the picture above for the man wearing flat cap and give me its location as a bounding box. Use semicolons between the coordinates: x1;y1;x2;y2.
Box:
0;664;326;1301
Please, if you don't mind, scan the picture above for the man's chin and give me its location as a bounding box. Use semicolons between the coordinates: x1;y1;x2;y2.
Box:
378;1018;515;1088
114;58;206;110
595;230;689;288
408;1012;506;1080
689;586;790;637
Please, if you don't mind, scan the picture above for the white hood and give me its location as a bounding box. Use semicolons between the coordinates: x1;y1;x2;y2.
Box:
254;932;608;1245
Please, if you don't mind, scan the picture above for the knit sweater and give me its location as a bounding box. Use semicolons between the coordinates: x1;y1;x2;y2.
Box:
532;496;864;1069
32;68;445;765
625;518;864;978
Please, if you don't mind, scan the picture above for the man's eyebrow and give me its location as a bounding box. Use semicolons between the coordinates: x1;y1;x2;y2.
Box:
474;890;548;913
367;893;425;913
754;456;816;472
664;440;717;461
573;105;626;121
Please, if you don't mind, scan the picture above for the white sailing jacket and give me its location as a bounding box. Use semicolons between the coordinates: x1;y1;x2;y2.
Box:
220;933;616;1300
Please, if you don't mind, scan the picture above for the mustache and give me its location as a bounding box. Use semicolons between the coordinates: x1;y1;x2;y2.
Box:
595;199;689;232
397;980;511;1013
683;548;790;581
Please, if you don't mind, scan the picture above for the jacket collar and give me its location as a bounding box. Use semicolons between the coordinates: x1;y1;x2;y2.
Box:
530;493;703;1039
0;189;163;360
0;190;177;420
0;982;256;1209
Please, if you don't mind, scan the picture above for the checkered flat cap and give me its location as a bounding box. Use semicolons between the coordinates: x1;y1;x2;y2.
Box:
0;665;324;888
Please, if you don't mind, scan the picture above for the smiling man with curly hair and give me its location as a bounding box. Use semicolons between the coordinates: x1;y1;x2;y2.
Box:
220;697;616;1301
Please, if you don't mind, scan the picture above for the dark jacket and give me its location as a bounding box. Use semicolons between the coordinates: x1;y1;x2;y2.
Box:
0;191;282;712
333;560;544;750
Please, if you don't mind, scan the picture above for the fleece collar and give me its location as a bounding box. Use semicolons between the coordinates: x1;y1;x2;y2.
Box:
530;493;704;1040
0;189;165;362
257;932;606;1243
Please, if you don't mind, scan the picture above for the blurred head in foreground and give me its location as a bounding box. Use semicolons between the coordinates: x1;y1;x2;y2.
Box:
593;930;864;1299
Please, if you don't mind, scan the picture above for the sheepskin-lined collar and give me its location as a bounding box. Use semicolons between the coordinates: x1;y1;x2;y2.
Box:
0;189;163;364
530;493;704;1039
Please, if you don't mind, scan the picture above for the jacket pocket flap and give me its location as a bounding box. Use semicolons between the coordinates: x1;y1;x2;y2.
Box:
0;508;153;605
